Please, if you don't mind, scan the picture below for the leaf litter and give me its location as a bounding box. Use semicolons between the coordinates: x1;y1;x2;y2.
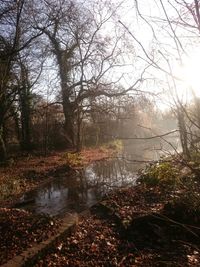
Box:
33;184;200;267
0;208;61;265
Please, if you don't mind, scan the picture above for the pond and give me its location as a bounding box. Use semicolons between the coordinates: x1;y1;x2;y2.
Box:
15;157;144;216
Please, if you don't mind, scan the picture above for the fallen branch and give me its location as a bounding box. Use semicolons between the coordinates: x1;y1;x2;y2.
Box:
152;213;200;238
103;129;179;140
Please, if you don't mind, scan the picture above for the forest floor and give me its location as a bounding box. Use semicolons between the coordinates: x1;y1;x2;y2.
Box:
31;182;200;267
0;148;200;266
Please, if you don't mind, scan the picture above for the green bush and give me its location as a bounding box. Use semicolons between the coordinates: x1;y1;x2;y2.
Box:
140;162;179;187
190;151;200;163
63;152;83;167
164;183;200;224
103;139;123;152
0;176;24;200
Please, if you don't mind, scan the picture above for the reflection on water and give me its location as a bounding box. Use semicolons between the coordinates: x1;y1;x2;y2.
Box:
17;157;141;216
15;138;180;216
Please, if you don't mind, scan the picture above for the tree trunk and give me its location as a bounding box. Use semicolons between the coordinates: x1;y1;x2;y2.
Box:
62;96;75;148
0;99;7;162
76;108;82;152
20;93;32;151
177;111;190;159
10;106;21;145
42;27;78;150
59;58;75;149
18;61;32;151
0;125;7;162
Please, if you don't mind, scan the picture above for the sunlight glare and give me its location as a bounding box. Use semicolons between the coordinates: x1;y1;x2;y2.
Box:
180;52;200;98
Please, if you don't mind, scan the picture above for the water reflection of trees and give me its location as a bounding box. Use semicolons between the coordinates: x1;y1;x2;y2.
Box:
85;158;138;190
19;156;144;215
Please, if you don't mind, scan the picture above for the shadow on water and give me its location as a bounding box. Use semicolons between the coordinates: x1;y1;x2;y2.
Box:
16;157;143;216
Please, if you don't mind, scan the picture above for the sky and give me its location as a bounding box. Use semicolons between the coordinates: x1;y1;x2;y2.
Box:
112;0;200;109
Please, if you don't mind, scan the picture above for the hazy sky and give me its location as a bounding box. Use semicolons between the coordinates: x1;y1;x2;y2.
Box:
115;0;200;109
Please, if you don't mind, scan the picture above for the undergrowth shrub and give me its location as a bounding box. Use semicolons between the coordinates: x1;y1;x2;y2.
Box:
0;176;24;200
63;152;83;167
164;181;200;224
104;139;123;151
140;162;179;187
190;151;200;163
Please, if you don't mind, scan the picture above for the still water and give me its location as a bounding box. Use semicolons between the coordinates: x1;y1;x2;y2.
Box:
16;139;169;216
16;157;143;216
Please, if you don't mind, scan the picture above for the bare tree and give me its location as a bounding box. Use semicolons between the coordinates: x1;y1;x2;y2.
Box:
0;0;44;160
31;0;144;151
118;0;200;159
